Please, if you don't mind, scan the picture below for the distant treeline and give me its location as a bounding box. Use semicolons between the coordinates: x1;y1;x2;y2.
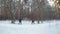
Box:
0;0;60;20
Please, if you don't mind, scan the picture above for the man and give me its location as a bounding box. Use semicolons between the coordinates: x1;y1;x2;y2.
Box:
11;20;15;24
19;18;22;24
31;20;35;24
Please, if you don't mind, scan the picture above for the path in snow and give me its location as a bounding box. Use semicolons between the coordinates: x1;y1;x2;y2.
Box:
0;20;60;34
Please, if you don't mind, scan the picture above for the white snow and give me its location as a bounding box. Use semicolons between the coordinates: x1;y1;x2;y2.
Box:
0;20;60;34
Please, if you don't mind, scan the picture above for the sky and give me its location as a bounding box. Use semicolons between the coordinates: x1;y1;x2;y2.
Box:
47;0;55;6
20;0;55;6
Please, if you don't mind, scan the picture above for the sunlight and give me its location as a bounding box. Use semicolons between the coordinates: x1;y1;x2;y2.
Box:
47;0;55;6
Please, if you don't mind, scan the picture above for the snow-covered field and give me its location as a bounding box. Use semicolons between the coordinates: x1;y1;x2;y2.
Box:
0;20;60;34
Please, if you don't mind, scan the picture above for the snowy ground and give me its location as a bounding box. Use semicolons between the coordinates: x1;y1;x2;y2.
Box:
0;20;60;34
